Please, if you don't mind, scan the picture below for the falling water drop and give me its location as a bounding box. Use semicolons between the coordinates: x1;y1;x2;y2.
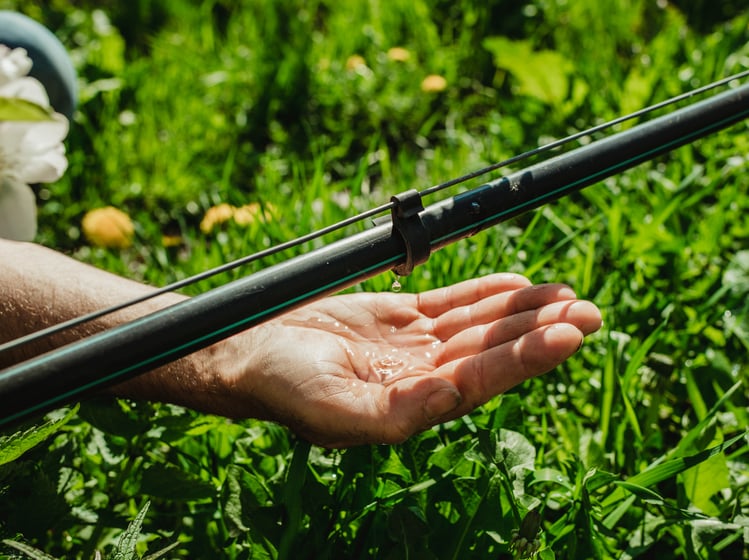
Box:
391;277;402;292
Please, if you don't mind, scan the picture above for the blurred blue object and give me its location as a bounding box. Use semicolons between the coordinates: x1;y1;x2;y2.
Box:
0;10;77;119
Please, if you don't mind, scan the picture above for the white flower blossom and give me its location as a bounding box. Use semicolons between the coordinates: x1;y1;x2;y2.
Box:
0;45;69;241
0;45;33;84
0;45;49;109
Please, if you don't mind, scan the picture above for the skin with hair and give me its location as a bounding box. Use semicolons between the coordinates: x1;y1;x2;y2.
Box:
0;238;602;447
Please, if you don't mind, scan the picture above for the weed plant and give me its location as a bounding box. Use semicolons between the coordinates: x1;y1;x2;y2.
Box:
1;0;748;558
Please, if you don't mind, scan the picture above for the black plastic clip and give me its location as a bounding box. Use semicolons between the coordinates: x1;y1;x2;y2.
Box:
389;189;431;276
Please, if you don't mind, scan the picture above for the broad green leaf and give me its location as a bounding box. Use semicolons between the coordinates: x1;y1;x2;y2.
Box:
498;429;536;472
222;464;272;536
604;430;747;508
380;445;414;481
538;548;556;560
78;398;150;439
690;518;748;553
111;501;150;560
478;428;536;471
629;431;745;487
0;405;78;466
89;428;125;465
0;97;53;121
452;477;484;517
483;36;575;107
427;438;473;476
398;429;441;475
681;446;731;516
484;393;524;431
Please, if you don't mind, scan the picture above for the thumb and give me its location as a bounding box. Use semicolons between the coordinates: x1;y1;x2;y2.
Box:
383;376;462;442
424;387;463;422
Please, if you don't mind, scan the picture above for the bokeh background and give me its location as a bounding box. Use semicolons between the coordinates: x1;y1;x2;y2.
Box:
1;1;749;558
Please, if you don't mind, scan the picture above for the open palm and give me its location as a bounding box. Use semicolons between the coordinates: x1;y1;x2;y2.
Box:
220;273;602;447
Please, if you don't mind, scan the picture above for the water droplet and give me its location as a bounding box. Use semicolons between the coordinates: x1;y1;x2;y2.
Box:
389;325;397;334
372;355;406;378
391;279;402;292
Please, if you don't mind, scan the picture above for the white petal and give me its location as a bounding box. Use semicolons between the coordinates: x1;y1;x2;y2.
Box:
0;46;33;85
19;143;68;183
0;120;28;147
0;76;50;107
0;117;70;183
0;177;37;241
18;115;69;151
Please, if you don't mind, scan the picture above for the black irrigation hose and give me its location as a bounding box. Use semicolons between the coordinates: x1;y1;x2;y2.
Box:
3;70;747;356
2;81;749;427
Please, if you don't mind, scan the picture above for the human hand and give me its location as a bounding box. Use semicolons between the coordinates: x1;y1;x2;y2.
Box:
208;273;602;447
0;241;600;445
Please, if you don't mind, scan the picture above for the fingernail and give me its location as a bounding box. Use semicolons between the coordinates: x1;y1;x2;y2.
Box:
424;388;461;421
558;286;577;299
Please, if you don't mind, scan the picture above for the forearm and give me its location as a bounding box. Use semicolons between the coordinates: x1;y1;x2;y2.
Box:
0;239;603;446
0;239;230;411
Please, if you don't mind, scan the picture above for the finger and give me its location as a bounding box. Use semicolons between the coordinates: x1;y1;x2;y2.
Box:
368;319;590;440
432;283;578;341
325;320;593;445
440;323;586;418
417;273;532;318
293;318;590;447
439;299;601;363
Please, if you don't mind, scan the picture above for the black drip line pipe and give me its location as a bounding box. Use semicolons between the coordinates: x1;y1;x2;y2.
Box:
1;81;748;427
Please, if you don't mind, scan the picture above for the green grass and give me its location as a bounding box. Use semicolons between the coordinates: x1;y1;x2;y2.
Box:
2;0;749;558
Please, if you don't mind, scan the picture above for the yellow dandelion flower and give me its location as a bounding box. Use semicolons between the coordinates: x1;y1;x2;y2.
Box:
161;234;182;247
232;203;261;226
345;54;367;71
233;202;278;226
200;203;235;234
421;74;447;93
387;47;411;62
81;206;134;249
234;203;262;225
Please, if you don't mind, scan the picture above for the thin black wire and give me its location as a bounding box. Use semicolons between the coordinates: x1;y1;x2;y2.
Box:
0;202;393;355
421;69;749;197
2;69;748;356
